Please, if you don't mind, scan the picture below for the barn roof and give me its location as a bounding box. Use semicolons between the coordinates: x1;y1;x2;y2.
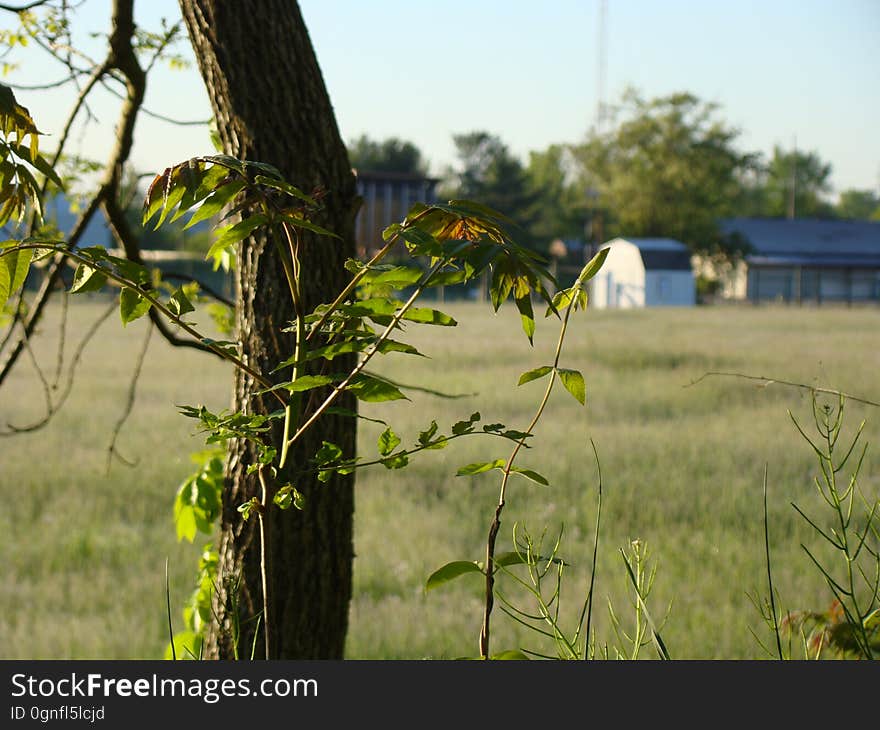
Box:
605;237;693;271
720;218;880;268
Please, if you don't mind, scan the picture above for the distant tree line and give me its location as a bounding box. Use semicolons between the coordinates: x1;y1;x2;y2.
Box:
348;89;880;264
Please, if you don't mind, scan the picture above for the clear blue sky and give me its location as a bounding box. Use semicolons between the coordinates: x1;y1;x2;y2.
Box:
8;0;880;197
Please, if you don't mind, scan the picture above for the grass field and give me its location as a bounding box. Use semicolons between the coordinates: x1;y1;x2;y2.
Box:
1;298;878;659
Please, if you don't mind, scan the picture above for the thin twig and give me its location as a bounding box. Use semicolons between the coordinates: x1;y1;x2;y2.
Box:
686;371;880;409
106;319;152;473
762;463;784;660
480;301;574;659
0;299;115;437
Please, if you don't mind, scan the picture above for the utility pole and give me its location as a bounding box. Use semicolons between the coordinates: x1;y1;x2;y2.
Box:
787;135;797;219
596;0;608;134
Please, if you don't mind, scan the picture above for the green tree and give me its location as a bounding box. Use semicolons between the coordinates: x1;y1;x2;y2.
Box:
347;134;426;175
573;90;756;260
760;145;835;219
836;188;880;220
180;0;359;659
524;144;588;250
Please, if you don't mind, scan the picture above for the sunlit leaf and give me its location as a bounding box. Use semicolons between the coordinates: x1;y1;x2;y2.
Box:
168;287;195;317
576;246;610;286
456;459;505;476
365;265;424;288
380;453;409;469
557;367;586;406
518;365;553;386
425;561;483;592
284;374;337;393
119;288;151;326
403;307;457;326
509;466;549;486
69;262;108;294
185;179;247;229
377;427;401;457
490;650;530;660
346;374;407;402
253;174;317;205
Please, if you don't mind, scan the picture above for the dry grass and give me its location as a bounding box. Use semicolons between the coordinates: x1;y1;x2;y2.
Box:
1;298;877;658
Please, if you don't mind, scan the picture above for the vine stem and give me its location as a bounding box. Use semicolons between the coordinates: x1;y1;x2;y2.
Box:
284;258;448;449
303;208;431;344
480;303;574;659
257;468;272;660
273;220;305;470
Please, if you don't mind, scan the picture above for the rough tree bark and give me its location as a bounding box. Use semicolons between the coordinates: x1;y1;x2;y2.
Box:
179;0;359;659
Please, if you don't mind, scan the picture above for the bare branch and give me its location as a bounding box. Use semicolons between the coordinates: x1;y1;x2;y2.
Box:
1;0;220;388
686;371;880;409
0;1;54;11
106;320;152;472
0;299;116;437
4;320;54;433
99;77;209;126
5;73;83;90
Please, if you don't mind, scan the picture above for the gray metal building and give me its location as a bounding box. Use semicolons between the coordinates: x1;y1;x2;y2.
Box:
720;218;880;304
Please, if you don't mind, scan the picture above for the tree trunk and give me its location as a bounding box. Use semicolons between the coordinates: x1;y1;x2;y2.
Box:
179;0;358;659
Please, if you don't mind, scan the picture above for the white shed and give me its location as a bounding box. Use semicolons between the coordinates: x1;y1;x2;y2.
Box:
590;238;696;308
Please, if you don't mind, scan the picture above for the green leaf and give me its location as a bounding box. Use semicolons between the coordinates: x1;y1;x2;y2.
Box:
185;179;247;229
494;551;529;568
514;288;535;344
274;485;305;511
199;338;239;358
490;650;530;661
398;226;441;255
425;561;483;592
0;247;31;304
425;269;467;287
119;288;151;326
253;174;317;205
382;222;403;241
314;441;343;464
452;411;481;435
556;368;586;406
548;286;576;316
173;488;197;542
509;466;549;486
8;247;31;296
518;365;553;386
402;307;457;326
289;337;421;367
168;287;195;317
9;141;63;188
366;265;424;288
69;262;108;294
418;421;439;446
0;254;10;306
377;427;401;456
207;213;268;260
380;453;409;470
165;631;202;661
576;246;610;286
456;459;505;477
285;374;337;393
346;374;407;403
237;497;260;521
